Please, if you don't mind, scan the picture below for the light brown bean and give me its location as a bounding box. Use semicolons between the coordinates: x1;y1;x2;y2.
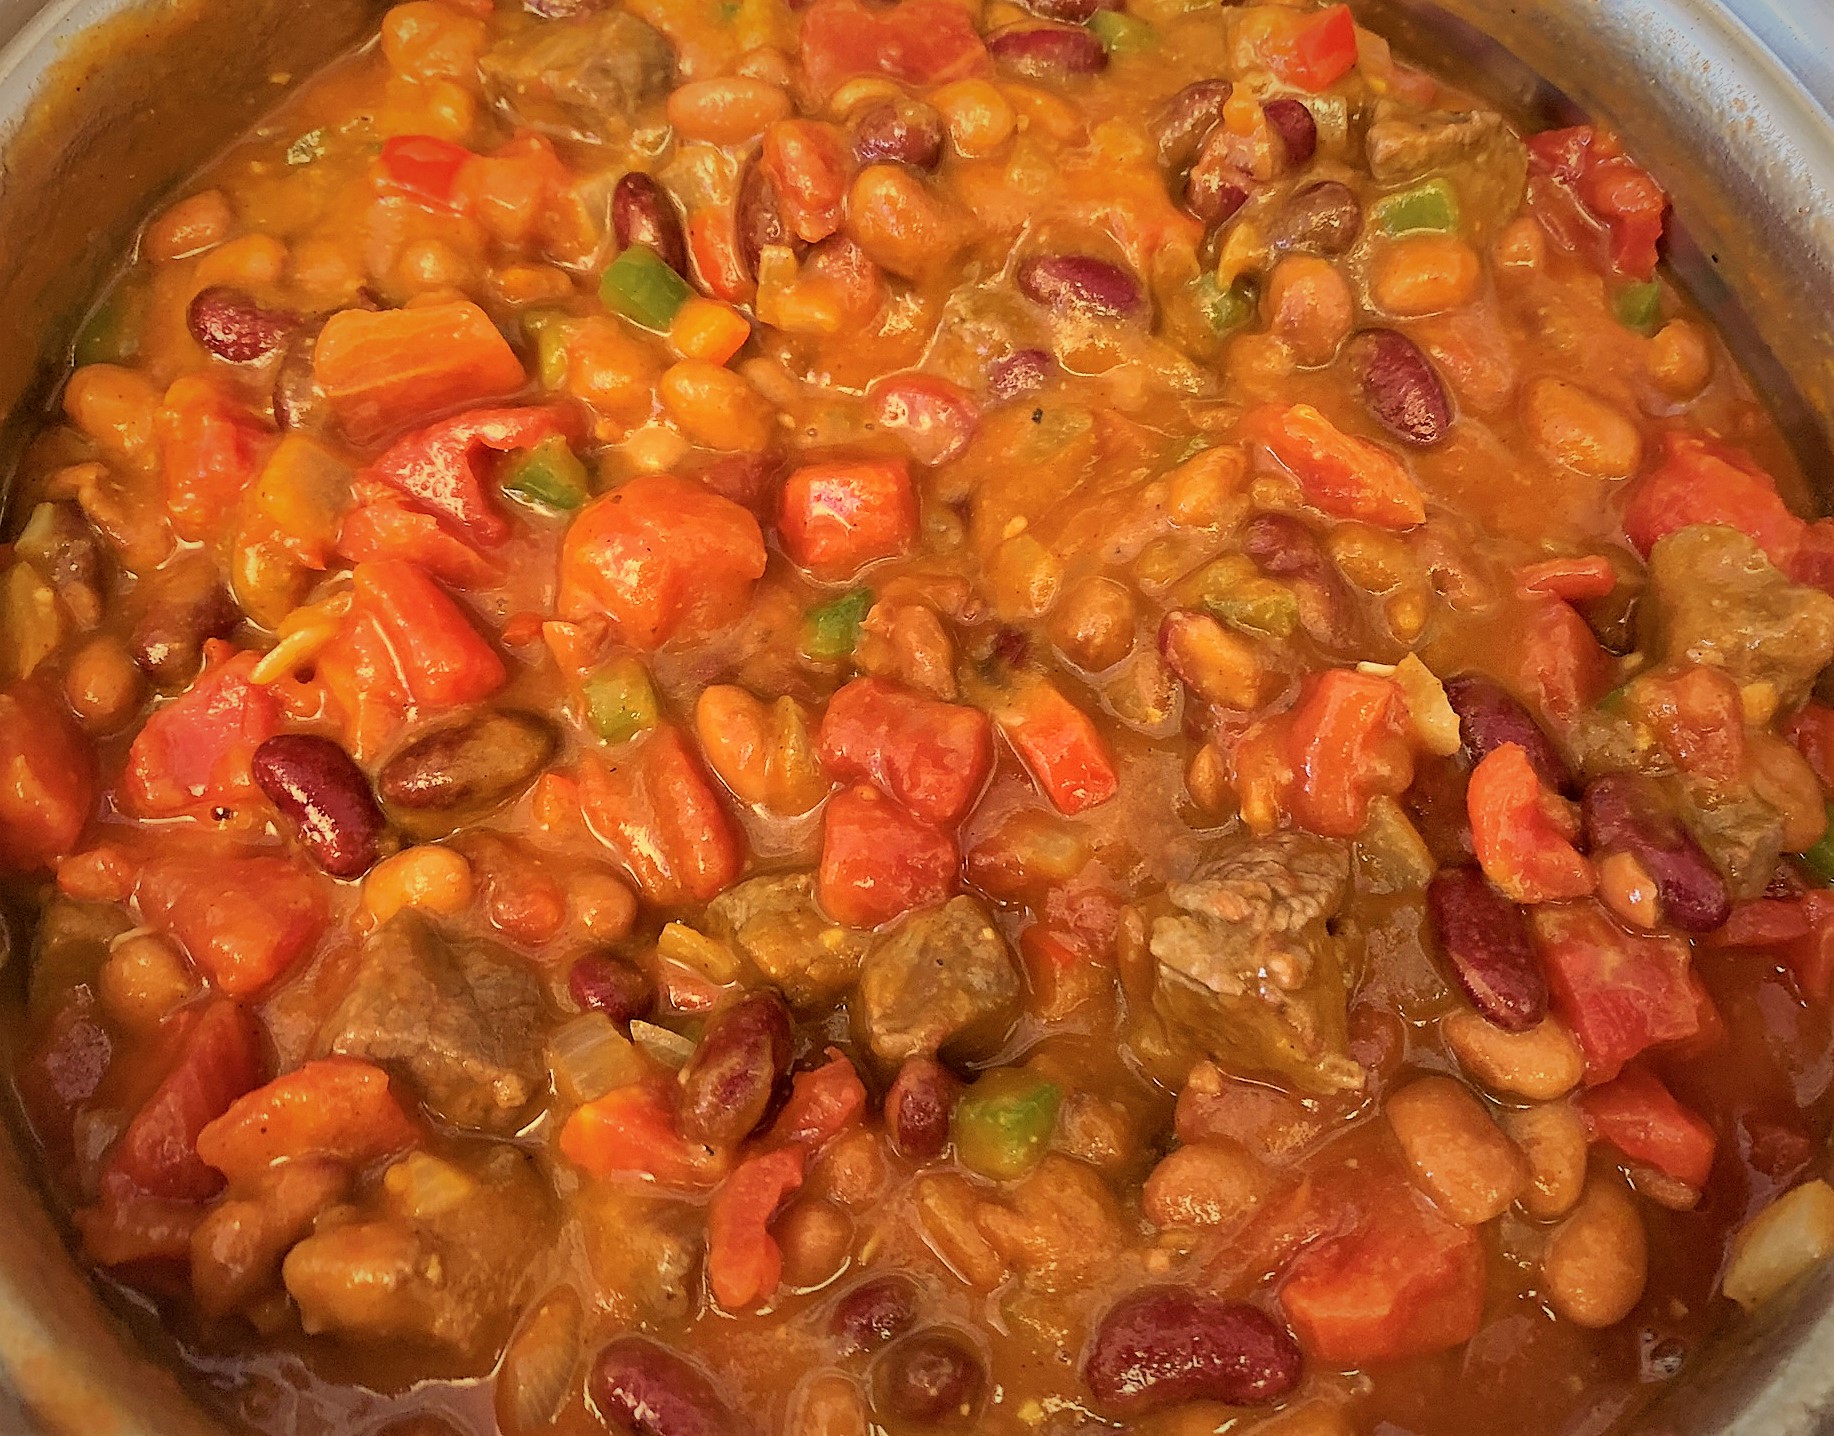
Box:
1522;377;1644;479
1142;1140;1271;1231
1442;1011;1585;1101
787;1373;870;1436
1543;1176;1648;1327
1264;255;1354;367
64;633;145;733
1370;234;1483;316
1386;1077;1528;1226
143;189;235;261
669;76;793;145
1505;1101;1588;1219
659;360;778;452
848;165;960;280
775;1198;854;1291
1049;576;1136;672
1646;319;1712;401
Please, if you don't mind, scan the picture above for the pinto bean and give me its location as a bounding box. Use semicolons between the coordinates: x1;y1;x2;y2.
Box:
1264;255;1352;368
876;1331;985;1424
1142;1140;1270;1230
568;951;655;1025
1386;1077;1528;1226
1269;180;1363;256
667;76;792;146
377;710;557;823
831;1274;919;1352
252;734;387;879
588;1336;737;1436
1506;1101;1587;1219
1050;576;1137;672
1543;1178;1648;1327
1581;773;1730;933
1084;1288;1302;1414
1155;79;1233;170
1427;866;1547;1031
1349;329;1454;445
1442;672;1572;792
1262;98;1317;167
677;990;794;1144
1016;255;1141;319
1442;1011;1584;1101
851;99;945;171
886;1056;958;1161
1522;378;1643;480
613;173;689;276
187;286;301;363
988;24;1109;78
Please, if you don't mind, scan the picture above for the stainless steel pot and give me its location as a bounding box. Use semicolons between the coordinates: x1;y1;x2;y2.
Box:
0;0;1829;1432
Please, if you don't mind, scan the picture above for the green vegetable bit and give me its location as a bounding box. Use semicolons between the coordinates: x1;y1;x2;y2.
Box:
523;309;580;390
1375;177;1461;236
1089;10;1155;53
1615;280;1663;336
1800;807;1834;886
503;434;590;512
1192;274;1258;336
601;244;691;332
582;656;661;745
952;1069;1063;1181
1183;555;1300;638
73;282;146;368
802;588;873;663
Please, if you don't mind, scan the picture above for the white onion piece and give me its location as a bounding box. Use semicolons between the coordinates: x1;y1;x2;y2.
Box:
548;1013;642;1106
496;1285;583;1434
1723;1178;1834;1311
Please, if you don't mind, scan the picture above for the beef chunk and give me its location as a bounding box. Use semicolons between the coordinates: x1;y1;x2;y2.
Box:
1646;525;1834;709
479;10;674;144
855;897;1021;1064
704;873;870;1009
575;1184;700;1324
1364;102;1527;241
317;914;544;1133
1127;831;1362;1095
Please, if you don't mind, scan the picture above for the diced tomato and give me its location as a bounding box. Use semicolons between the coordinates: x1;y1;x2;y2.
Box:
158;374;271;542
778;457;918;582
688;206;753;304
987;676;1118;817
1707;898;1812;951
1272;4;1359;92
761;119;850;245
0;680;95;871
1673;970;1729;1057
867;373;981;468
1787;893;1834;1002
1516;555;1617;603
120;647;282;820
1532;901;1700;1083
1468;743;1594;903
1789;519;1834;596
1020;924;1112;1022
312;300;528;445
102;1001;264;1205
1579;1065;1716;1190
337;489;506;589
1515;597;1609;727
1631;663;1745;787
766;1052;867;1150
818;784;958;928
1526;126;1668;281
196;1058;418;1187
377;134;474;209
707;1147;805;1311
75;1195;205;1269
1247;404;1426;529
818;677;992;826
1784;703;1834;792
1230;717;1298;836
559;473;768;648
456;132;588;255
138;850;330;996
558;1079;726;1189
799;0;990;98
1622;433;1805;570
1285;668;1416;839
578;726;744;906
363;405;579;546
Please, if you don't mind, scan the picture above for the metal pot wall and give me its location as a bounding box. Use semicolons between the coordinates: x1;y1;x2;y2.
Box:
0;0;1828;1432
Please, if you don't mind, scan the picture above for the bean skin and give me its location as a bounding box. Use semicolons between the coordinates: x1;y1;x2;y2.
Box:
567;951;655;1025
1084;1288;1302;1414
1155;79;1233;170
588;1336;739;1436
1242;512;1326;578
1016;255;1141;319
885;1057;959;1161
1443;673;1572;793
1184;159;1251;228
1262;98;1317;167
1427;866;1547;1031
677;990;794;1145
613;173;689;276
876;1330;985;1424
187;286;301;364
252;734;387;879
735;154;792;281
1582;773;1731;932
128;553;241;689
1349;328;1454;445
988;24;1109;78
831;1274;920;1352
377;710;558;820
988;348;1052;400
1269;180;1363;256
851;100;945;172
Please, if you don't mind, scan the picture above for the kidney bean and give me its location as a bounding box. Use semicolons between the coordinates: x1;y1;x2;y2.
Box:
377;711;558;819
128;552;241;688
876;1330;985;1424
186;285;300;364
832;1274;920;1352
1019;0;1118;19
736;154;792;281
1427;866;1546;1031
613;173;689;277
988;348;1052;401
988;24;1109;78
1349;328;1454;446
1016;255;1141;319
568;951;655;1025
588;1336;737;1436
678;990;794;1145
1261;98;1317;168
272;332;327;431
1183;161;1250;228
851;100;945;172
1083;1287;1302;1414
1404;754;1476;864
1581;773;1731;932
868;373;979;467
252;734;386;879
885;1057;959;1161
1442;673;1572;793
1241;512;1325;578
1155;80;1233;170
1268;180;1363;256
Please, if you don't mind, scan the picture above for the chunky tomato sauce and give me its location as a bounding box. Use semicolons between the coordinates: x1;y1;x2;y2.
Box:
3;1;1833;1434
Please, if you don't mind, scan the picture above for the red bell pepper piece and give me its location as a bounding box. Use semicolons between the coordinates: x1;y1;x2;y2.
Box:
1622;432;1806;570
1516;555;1617;603
1272;4;1360;93
1579;1064;1716;1190
1532;901;1699;1083
1285;668;1416;839
158;374;271;542
363;405;578;547
778;457;918;581
1527;125;1669;281
1631;663;1745;787
120;647;283;820
1468;743;1594;903
378;134;475;209
1247;404;1426;529
799;0;990;98
577;725;744;906
0;680;95;872
196;1057;419;1186
987;676;1118;817
337;488;508;590
767;1052;868;1150
818;784;958;928
818;677;993;827
707;1147;805;1312
138;849;331;996
558;1079;726;1190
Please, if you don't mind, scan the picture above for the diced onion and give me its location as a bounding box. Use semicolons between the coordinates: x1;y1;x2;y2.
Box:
1355;794;1438;894
496;1285;583;1436
1361;655;1462;757
656;922;741;983
1722;1179;1834;1311
630;1019;697;1071
547;1013;643;1106
382;1152;476;1221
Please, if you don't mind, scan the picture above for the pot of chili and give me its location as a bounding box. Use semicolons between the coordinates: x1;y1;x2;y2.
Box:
0;0;1830;1434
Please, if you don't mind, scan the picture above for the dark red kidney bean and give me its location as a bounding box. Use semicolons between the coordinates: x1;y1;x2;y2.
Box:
377;711;558;816
1348;328;1454;446
885;1056;958;1161
1084;1288;1301;1414
1268;179;1363;256
876;1331;985;1425
736;155;792;281
1242;512;1326;579
1019;0;1118;19
1442;673;1573;793
1426;866;1547;1031
272;331;327;430
252;734;386;879
128;552;240;688
1016;255;1140;319
851;99;945;171
1404;755;1477;865
1184;161;1250;228
568;951;655;1025
588;1336;737;1436
988;24;1109;78
1582;773;1732;932
988;348;1052;401
613;172;688;277
678;990;794;1145
832;1274;920;1352
186;285;300;364
1154;79;1233;170
1261;98;1317;167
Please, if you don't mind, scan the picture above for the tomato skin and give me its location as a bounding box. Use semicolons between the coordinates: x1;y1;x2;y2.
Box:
1622;434;1805;570
818;784;959;928
818;677;992;827
0;681;96;871
337;490;506;589
1282;669;1416;839
989;677;1119;817
559;1079;727;1190
799;0;990;97
1468;743;1594;903
159;375;271;542
559;473;768;648
1786;893;1834;1001
1784;703;1834;792
378;134;473;208
707;1147;805;1313
364;405;578;546
578;726;744;906
1515;597;1608;727
778;457;918;582
767;1053;868;1149
1532;900;1700;1083
1578;1064;1716;1190
1631;664;1744;787
196;1057;418;1185
120;648;282;820
138;851;331;996
1526;125;1668;281
1516;555;1617;603
1247;404;1426;529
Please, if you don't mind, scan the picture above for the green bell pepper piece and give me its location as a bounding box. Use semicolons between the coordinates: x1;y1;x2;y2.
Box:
1185;555;1300;638
523;309;581;390
73;283;146;368
1375;177;1461;236
1089;10;1155;53
503;434;590;512
1192;274;1258;336
601;244;691;332
582;657;661;745
952;1068;1063;1181
801;588;873;663
1800;807;1834;886
1615;280;1663;336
